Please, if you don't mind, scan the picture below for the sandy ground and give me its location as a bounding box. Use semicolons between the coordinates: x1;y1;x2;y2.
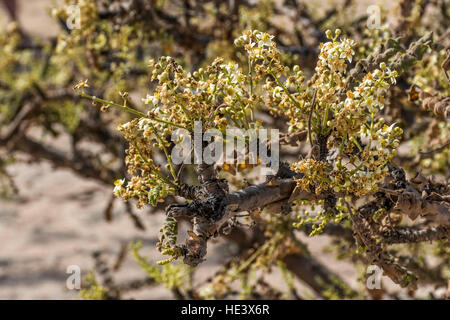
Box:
0;0;440;300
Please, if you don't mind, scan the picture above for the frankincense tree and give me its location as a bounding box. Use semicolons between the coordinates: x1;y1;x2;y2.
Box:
77;26;449;298
1;0;449;300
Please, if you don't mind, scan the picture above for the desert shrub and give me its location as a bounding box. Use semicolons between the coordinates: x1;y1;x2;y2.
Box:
0;0;449;300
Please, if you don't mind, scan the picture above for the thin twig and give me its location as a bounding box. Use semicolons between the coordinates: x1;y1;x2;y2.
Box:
419;141;450;155
308;89;317;148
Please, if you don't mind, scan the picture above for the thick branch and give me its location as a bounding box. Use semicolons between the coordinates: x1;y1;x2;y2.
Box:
382;225;450;244
167;176;321;266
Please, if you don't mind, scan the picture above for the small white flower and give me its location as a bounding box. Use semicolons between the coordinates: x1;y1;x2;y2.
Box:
142;93;159;106
138;118;150;130
119;121;132;130
385;68;397;84
338;38;355;63
224;61;239;73
113;179;125;196
273;86;283;99
256;32;274;48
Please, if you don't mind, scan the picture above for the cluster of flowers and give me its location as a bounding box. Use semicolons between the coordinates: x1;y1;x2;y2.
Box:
234;29;401;198
323;63;401;196
109;38;264;207
112;118;175;209
288;31;401;197
104;29;402;207
144;55;259;131
290;159;330;195
235;30;306;133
